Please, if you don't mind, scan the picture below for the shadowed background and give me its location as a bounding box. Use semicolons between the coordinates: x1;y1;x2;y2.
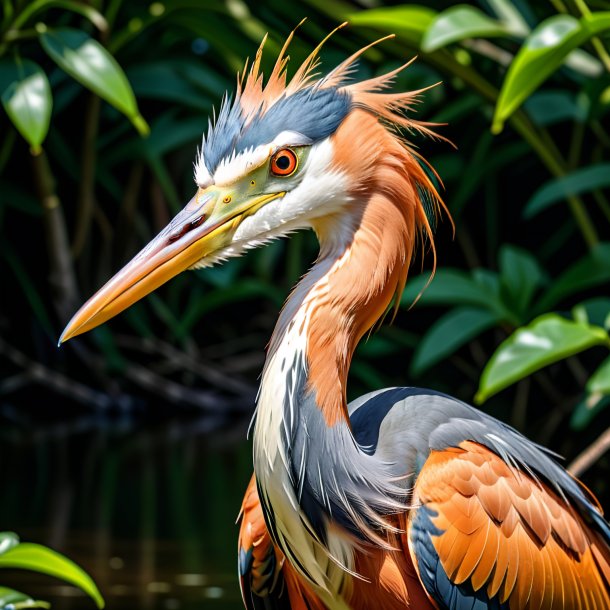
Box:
1;0;610;608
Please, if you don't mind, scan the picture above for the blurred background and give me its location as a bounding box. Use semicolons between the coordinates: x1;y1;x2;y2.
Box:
1;0;610;608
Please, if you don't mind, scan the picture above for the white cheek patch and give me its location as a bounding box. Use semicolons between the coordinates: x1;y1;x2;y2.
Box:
194;130;313;188
232;138;349;244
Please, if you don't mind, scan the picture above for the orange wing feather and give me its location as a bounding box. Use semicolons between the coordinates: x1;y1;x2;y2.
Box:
408;441;610;609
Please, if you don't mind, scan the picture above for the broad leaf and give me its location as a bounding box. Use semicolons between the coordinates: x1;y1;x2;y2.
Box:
536;243;610;311
40;28;148;135
350;6;437;46
0;543;104;608
422;5;510;52
524;90;586;126
476;314;609;403
499;245;544;320
411;307;499;375
0;586;49;609
588;356;610;394
524;164;610;218
0;59;51;153
401;269;491;309
493;12;610;132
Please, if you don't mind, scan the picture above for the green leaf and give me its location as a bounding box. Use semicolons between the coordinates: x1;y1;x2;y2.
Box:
0;532;19;556
536;243;610;311
588;356;610;394
0;543;104;608
39;28;148;135
498;245;544;320
0;59;51;153
476;314;609;403
350;6;437;46
572;298;610;329
571;393;610;430
486;0;530;36
402;269;491;309
411;307;499;375
422;5;510;52
524;164;610;218
493;12;610;132
0;586;50;609
524;90;586;126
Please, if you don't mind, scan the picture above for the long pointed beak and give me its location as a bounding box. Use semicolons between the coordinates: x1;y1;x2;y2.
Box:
59;187;284;344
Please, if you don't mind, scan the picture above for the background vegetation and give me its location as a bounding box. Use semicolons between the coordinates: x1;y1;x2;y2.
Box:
1;0;609;608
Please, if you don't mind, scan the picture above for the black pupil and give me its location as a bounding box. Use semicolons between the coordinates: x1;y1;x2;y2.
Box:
276;154;291;170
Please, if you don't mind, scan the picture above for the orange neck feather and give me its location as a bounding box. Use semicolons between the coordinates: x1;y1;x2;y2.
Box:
305;110;438;426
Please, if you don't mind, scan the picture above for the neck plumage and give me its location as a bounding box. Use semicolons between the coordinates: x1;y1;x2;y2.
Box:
251;113;435;599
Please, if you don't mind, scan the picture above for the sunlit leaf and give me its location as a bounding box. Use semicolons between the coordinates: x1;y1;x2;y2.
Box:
0;532;19;556
493;12;610;132
476;314;609;403
412;307;499;375
350;6;437;46
0;59;51;153
0;543;104;608
524;164;610;218
536;243;610;311
486;0;530;36
40;28;148;135
588;356;610;394
0;586;50;610
422;5;510;52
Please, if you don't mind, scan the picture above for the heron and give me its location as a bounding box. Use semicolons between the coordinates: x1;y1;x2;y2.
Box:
60;25;610;610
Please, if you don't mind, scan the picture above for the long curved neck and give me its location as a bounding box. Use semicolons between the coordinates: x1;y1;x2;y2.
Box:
251;111;433;601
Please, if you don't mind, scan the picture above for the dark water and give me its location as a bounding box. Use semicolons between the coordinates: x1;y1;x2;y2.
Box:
0;405;255;609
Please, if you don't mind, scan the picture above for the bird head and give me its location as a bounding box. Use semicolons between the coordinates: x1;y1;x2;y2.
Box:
60;23;443;344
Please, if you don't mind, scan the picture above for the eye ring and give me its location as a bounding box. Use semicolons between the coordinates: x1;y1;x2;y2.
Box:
270;148;298;177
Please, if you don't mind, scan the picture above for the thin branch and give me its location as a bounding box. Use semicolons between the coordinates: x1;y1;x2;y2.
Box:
31;150;79;323
568;426;610;477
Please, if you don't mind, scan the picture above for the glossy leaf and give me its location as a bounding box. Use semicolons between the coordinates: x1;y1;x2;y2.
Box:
476;314;609;403
412;307;499;375
0;532;19;555
0;59;51;153
0;586;49;609
350;6;437;46
486;0;530;36
0;543;104;608
422;5;510;52
493;12;610;132
588;356;610;394
40;28;148;135
536;243;610;311
524;164;610;218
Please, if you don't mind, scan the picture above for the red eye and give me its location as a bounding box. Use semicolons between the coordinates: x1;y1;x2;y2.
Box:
270;148;298;176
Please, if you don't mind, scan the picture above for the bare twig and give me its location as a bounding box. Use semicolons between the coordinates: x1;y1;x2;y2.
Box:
0;337;111;409
114;334;256;397
123;362;251;412
31;150;79;323
568;427;610;477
